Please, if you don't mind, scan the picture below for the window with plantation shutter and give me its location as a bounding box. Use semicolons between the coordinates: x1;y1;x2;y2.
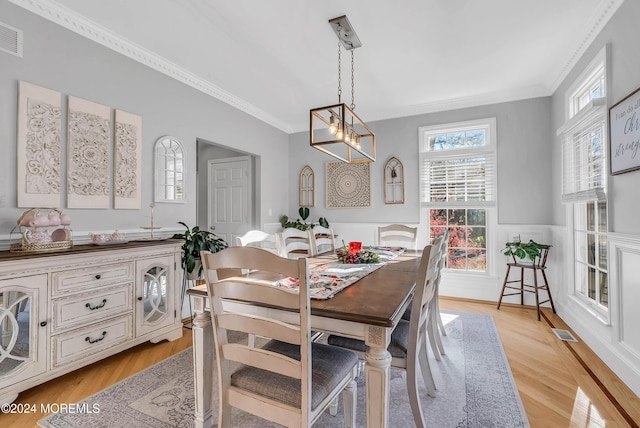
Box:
561;45;609;319
419;118;496;273
558;98;607;203
420;119;496;207
422;154;496;205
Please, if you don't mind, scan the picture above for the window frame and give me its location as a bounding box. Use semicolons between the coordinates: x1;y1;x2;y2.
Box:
561;45;610;322
419;118;497;276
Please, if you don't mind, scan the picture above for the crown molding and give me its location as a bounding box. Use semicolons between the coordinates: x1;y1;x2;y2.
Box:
549;0;624;93
9;0;293;134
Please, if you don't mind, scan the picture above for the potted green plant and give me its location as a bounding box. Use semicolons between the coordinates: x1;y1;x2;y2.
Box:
502;239;550;264
172;222;228;278
280;207;329;231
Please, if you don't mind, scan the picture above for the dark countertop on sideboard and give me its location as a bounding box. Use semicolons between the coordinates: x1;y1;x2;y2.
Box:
0;239;183;262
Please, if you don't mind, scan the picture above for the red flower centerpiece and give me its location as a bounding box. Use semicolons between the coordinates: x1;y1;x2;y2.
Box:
337;241;379;264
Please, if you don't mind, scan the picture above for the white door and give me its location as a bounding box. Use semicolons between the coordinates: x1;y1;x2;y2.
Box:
208;157;251;245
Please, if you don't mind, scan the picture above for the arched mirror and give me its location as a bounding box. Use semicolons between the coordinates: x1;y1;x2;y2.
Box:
154;136;185;203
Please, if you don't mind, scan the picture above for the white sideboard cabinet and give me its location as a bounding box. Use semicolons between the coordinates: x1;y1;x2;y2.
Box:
0;240;184;404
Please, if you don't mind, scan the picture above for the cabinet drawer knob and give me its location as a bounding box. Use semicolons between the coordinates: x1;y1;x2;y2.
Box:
85;331;107;344
40;321;47;327
85;299;107;310
95;274;102;280
137;297;143;301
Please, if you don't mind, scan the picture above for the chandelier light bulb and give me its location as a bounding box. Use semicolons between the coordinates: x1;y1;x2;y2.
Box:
328;116;337;135
336;127;344;140
344;133;351;143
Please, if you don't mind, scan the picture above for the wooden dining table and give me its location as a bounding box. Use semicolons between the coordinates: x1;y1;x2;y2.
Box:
186;249;421;428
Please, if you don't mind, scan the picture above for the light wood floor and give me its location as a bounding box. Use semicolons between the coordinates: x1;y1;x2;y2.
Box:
2;299;639;427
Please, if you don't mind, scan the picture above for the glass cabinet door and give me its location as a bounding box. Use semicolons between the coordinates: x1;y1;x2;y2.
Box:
0;274;47;391
136;256;175;336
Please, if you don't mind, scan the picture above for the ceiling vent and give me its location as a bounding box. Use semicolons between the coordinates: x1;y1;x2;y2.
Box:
0;21;23;58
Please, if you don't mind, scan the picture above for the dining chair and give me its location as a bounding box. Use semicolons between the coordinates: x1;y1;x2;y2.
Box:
201;247;358;427
276;227;316;258
327;242;444;427
426;232;449;359
402;231;449;355
309;225;336;254
235;229;278;253
378;224;418;249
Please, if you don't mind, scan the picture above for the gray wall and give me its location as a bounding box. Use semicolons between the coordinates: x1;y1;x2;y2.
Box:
551;0;640;234
0;2;289;236
288;97;553;226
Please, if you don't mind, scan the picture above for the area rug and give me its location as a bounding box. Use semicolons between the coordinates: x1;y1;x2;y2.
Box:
38;311;529;427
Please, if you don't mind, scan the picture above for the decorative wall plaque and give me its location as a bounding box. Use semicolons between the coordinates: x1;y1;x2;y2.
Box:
326;161;371;208
299;165;314;207
114;109;142;209
384;156;404;204
67;96;111;208
17;81;62;208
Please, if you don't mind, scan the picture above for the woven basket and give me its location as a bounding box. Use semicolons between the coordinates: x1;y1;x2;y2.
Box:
10;207;74;253
10;240;73;253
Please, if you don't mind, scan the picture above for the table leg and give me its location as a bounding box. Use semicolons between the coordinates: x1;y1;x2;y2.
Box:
365;326;392;428
191;295;214;428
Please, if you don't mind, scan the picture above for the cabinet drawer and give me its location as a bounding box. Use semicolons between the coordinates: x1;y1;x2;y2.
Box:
51;314;133;368
52;262;135;295
51;284;133;333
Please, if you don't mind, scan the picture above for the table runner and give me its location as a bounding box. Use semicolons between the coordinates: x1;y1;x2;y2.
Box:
277;247;405;299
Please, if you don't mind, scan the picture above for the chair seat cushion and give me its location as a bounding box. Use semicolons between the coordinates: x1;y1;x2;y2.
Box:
230;340;358;411
327;320;410;359
401;304;412;321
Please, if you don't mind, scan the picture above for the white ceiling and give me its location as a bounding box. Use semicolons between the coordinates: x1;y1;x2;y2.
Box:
12;0;623;133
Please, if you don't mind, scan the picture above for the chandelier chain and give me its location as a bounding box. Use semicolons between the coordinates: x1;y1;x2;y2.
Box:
350;50;355;111
337;38;342;103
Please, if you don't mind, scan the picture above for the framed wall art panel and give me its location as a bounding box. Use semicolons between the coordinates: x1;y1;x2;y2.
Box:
67;96;111;208
326;161;371;208
17;81;62;208
114;109;142;209
609;86;640;175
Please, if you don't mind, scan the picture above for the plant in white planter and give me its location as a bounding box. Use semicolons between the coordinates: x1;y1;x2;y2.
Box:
172;222;228;278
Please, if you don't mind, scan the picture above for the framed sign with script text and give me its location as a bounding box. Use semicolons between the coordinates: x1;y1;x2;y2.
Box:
609;86;640;175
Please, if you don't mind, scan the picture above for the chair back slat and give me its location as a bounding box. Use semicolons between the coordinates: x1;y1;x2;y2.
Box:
222;343;302;379
213;280;300;310
276;228;316;258
378;224;418;249
218;313;302;345
309;225;335;254
235;230;278;253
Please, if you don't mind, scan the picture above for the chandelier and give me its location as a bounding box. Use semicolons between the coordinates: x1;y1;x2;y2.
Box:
310;15;375;163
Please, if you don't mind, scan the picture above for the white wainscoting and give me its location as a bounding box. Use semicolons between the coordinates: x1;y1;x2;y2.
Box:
556;232;640;397
328;222;563;304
